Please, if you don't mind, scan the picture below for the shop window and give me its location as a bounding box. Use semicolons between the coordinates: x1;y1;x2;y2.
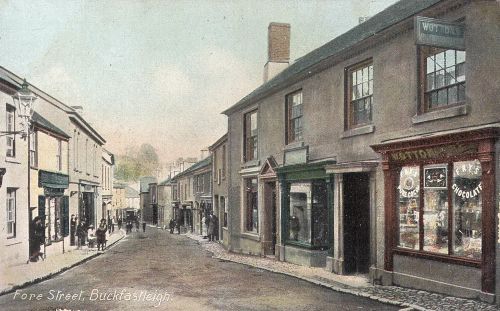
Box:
421;47;465;111
221;196;227;228
6;188;16;238
243;110;258;162
288;181;328;247
245;178;258;232
6;105;15;157
346;61;373;129
30;131;38;168
286;90;303;144
396;160;482;260
56;139;62;171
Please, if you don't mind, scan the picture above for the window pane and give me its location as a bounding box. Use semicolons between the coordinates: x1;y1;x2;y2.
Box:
435;52;445;70
448;85;457;104
456;63;465;83
368;65;373;80
445;66;456;85
426;73;435;90
426;55;435;74
435;69;445;88
312;182;328;247
437;89;447;106
423;165;448;254
452;160;482;259
397;166;420;250
352;71;357;85
362;81;369;96
368;80;373;95
456;50;466;64
289;183;311;244
362;67;369;82
356;69;362;85
445;50;455;68
458;84;466;102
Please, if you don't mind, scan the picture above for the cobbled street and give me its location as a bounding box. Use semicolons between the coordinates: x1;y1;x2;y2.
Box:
0;228;399;311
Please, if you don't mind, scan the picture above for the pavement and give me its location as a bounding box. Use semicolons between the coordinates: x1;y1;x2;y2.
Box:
185;233;500;311
0;229;125;296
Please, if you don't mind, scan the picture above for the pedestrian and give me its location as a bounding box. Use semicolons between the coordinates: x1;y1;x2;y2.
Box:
117;217;122;230
207;214;215;242
111;217;115;233
28;216;45;263
87;225;97;248
142;221;146;233
77;221;87;249
96;219;107;251
169;219;175;234
126;221;131;234
70;215;77;246
135;219;140;232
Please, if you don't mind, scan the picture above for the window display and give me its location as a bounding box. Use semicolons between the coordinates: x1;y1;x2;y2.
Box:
289;183;311;243
452;160;482;259
396;160;482;260
397;166;419;250
288;181;328;247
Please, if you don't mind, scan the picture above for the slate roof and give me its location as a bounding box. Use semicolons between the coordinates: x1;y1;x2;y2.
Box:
139;176;157;193
222;0;441;115
125;186;139;198
172;156;212;181
32;111;70;139
159;177;172;186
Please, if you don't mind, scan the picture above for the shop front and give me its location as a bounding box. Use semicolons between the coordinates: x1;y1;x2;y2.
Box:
34;170;70;256
372;127;498;300
277;161;334;267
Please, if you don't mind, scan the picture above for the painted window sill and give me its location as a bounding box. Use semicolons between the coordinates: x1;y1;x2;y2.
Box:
5;158;21;164
341;124;375;138
284;141;305;150
412;104;468;124
241;159;260;168
240;232;260;241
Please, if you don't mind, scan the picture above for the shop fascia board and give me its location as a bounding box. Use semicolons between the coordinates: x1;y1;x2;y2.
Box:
325;161;378;174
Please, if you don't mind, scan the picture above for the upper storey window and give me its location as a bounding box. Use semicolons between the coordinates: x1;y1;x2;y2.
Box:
422;47;466;111
346;61;373;129
286;90;303;144
243;110;258;162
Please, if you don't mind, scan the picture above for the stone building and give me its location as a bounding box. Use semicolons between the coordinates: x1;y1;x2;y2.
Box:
0;74;30;266
101;148;114;223
222;0;500;302
209;134;229;246
139;176;157;223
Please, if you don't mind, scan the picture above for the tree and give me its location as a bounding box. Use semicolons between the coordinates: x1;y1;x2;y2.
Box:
114;144;161;182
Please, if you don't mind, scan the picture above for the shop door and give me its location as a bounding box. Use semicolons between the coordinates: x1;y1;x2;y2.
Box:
271;187;277;254
343;173;370;274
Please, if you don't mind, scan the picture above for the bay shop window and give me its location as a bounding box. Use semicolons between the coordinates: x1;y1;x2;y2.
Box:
397;160;482;259
372;129;498;293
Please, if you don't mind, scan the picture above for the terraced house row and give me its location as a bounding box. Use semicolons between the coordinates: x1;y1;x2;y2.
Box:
203;0;498;303
0;66;115;267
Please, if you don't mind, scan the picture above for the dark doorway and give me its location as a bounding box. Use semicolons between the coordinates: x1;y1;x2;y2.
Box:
343;173;370;274
81;192;95;227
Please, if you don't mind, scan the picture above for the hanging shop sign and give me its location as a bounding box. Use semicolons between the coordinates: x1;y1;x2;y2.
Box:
39;170;69;189
415;16;465;50
389;143;477;162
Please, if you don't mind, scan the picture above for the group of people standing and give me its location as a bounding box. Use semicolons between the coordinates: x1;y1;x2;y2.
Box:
70;216;109;251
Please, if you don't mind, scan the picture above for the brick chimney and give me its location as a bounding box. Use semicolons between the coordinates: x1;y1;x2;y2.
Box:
263;23;290;83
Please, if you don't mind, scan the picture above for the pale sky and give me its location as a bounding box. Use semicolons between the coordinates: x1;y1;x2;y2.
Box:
0;0;398;164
